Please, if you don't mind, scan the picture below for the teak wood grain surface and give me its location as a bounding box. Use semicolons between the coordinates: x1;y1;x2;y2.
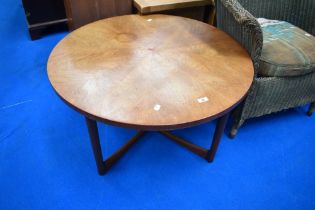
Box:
133;0;213;14
47;15;254;131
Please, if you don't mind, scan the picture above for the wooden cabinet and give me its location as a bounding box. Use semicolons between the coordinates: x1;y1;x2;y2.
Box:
64;0;133;30
22;0;68;40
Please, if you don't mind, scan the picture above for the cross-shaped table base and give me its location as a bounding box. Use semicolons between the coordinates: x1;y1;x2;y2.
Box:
85;114;229;176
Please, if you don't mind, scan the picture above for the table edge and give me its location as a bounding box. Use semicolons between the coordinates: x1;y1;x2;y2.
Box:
50;83;252;131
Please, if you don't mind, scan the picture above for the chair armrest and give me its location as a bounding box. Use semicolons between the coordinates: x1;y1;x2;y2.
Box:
235;0;315;35
215;0;263;76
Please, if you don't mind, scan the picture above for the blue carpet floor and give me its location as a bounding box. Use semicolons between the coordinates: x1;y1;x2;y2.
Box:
1;1;315;210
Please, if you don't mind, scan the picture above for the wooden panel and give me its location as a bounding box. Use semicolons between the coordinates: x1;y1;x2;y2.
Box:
133;0;215;24
133;0;213;14
158;6;206;22
64;0;133;30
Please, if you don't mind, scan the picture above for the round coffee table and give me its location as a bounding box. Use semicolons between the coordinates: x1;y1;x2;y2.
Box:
47;15;254;175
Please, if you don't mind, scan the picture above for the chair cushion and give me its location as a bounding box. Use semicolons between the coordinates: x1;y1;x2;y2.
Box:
257;18;315;77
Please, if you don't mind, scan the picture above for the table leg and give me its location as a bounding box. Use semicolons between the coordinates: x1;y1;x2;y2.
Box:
85;117;106;175
85;117;145;175
206;113;229;162
160;113;230;163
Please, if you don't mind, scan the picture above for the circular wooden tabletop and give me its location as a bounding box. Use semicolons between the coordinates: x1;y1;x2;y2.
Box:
47;15;254;130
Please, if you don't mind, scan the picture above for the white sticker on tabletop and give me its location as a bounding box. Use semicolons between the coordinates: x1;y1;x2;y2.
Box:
197;97;209;103
154;104;161;111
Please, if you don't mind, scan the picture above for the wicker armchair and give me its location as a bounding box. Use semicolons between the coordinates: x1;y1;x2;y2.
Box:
215;0;315;138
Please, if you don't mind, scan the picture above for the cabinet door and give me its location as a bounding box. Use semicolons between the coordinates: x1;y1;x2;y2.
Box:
65;0;132;30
